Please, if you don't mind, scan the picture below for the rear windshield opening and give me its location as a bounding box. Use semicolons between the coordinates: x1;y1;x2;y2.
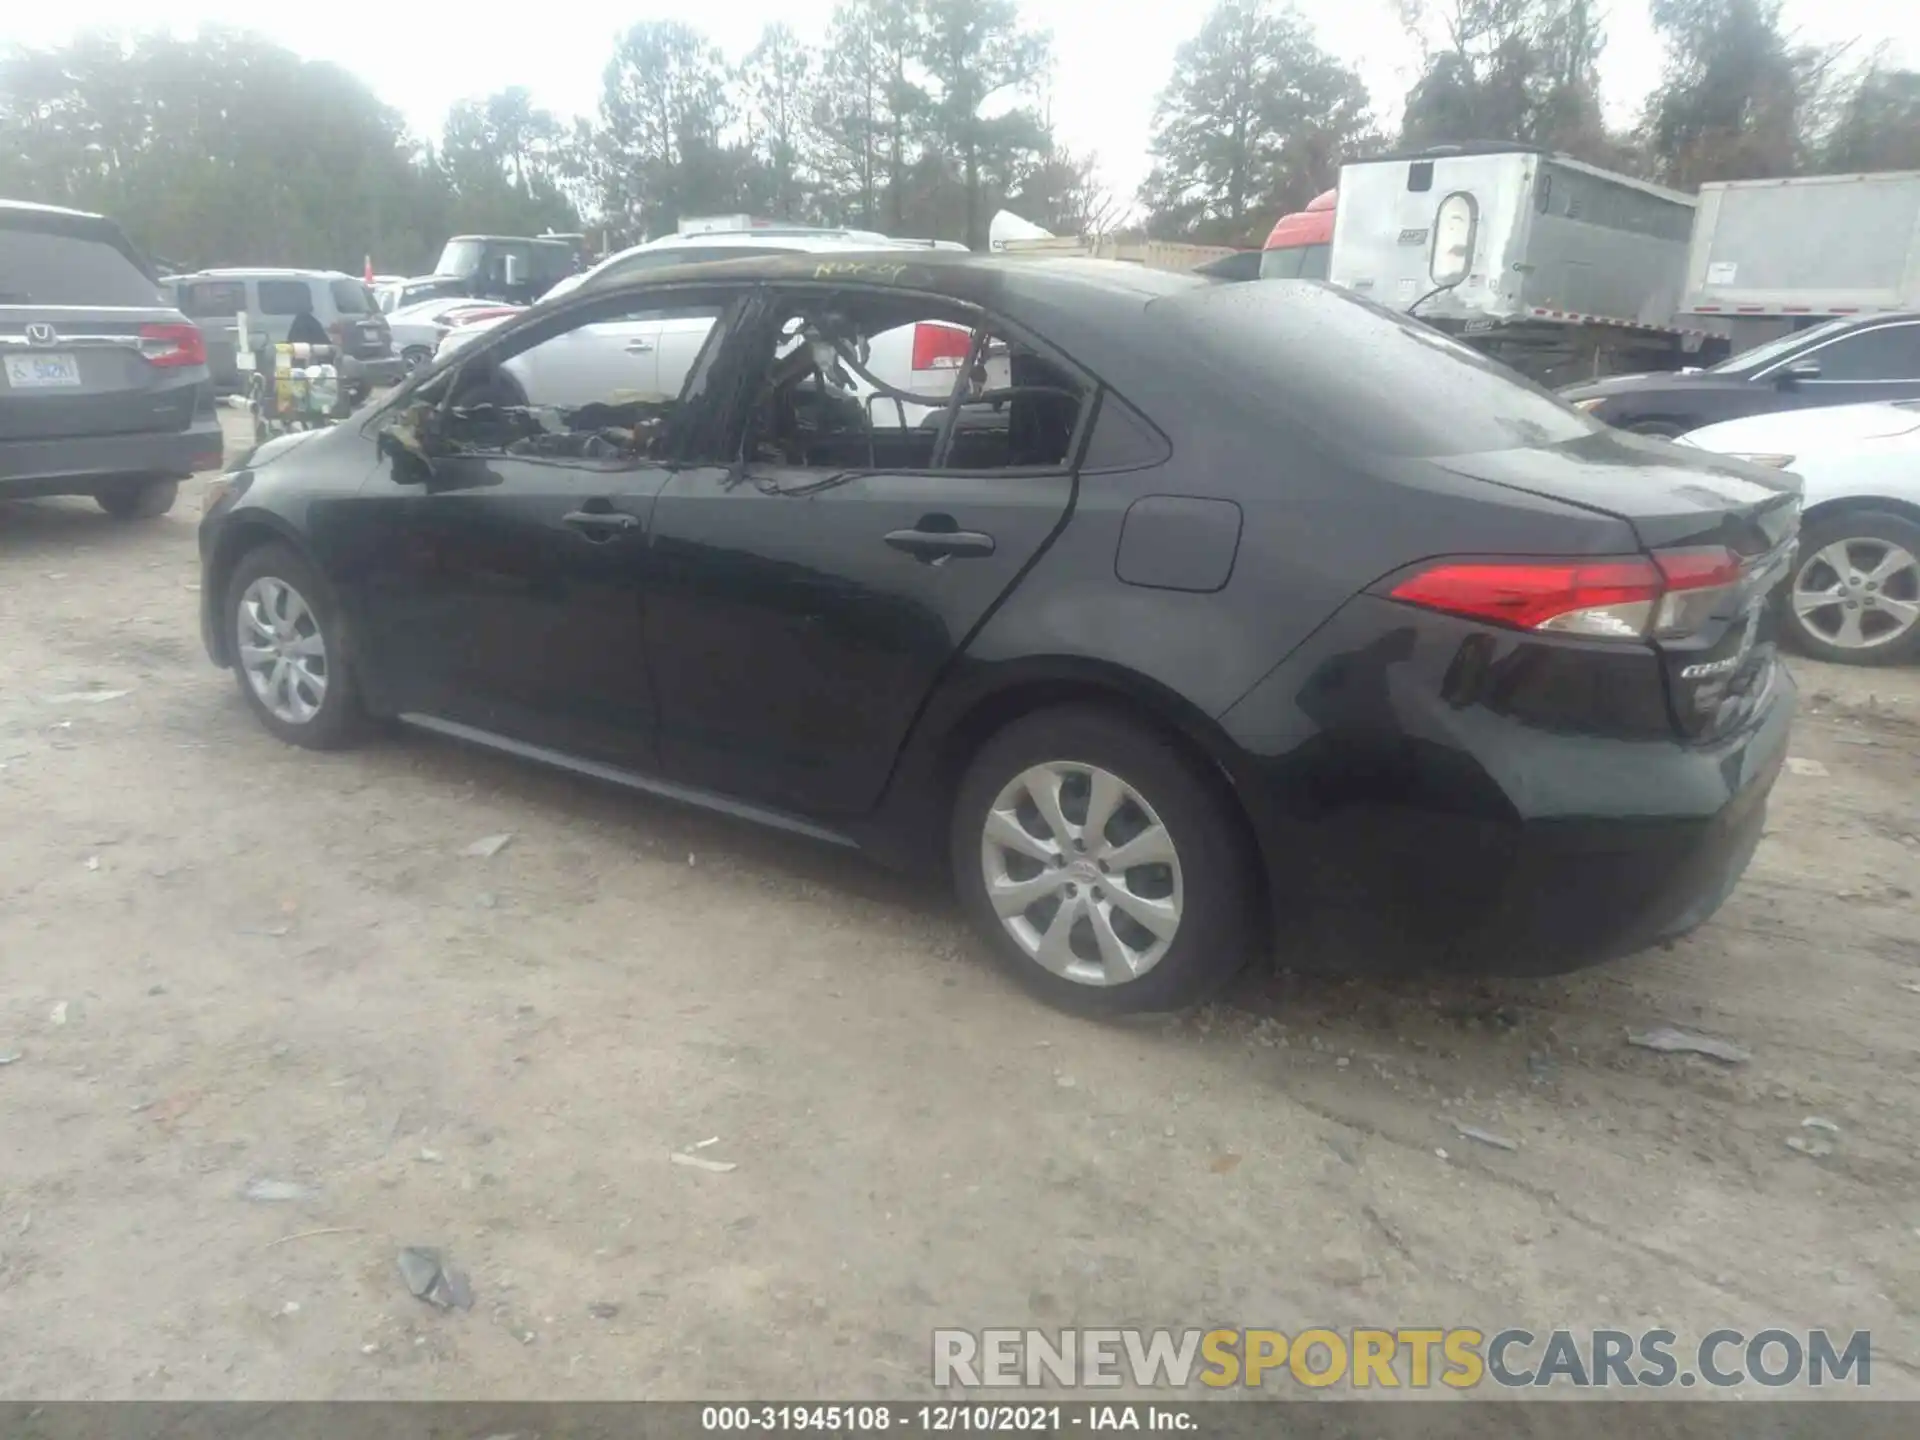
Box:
1154;281;1601;458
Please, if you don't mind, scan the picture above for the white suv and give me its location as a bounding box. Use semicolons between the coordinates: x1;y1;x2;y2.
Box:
433;229;980;416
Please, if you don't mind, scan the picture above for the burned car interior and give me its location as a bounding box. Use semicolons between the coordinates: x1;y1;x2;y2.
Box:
745;294;1086;475
383;282;1089;480
430;349;681;464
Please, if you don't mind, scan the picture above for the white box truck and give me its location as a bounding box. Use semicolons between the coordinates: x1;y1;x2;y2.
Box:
1680;170;1920;351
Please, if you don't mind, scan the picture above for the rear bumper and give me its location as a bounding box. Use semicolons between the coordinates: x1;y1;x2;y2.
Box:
1219;595;1795;977
0;415;224;498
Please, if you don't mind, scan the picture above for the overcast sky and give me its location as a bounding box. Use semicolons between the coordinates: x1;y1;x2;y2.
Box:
14;0;1919;202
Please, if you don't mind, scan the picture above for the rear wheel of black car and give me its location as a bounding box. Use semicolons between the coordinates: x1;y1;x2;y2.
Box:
951;707;1256;1016
224;543;367;749
1783;511;1920;666
95;478;178;520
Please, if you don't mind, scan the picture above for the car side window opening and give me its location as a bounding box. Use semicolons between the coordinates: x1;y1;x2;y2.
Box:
1799;324;1920;382
739;290;1090;479
1711;317;1855;374
178;279;248;317
256;280;312;315
408;295;732;467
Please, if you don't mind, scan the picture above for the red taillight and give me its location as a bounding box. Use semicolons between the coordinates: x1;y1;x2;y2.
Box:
911;321;973;372
1653;546;1743;591
137;322;206;369
1649;545;1744;638
1388;546;1742;641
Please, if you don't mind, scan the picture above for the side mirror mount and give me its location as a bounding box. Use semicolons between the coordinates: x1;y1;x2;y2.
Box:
377;405;441;483
1778;360;1822;387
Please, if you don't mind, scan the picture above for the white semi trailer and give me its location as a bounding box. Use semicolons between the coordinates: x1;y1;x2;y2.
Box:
1327;145;1715;386
1325;148;1920;385
1679;169;1920;351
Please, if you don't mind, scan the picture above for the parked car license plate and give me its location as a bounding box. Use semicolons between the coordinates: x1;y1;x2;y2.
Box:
4;352;81;387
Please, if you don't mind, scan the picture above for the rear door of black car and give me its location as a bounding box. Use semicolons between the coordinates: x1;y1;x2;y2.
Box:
0;208;202;444
642;283;1087;819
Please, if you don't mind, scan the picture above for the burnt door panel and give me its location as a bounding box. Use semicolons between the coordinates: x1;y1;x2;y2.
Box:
358;450;668;769
353;287;742;768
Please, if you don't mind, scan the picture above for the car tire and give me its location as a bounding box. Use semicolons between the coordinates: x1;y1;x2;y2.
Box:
1781;510;1920;666
224;542;368;749
402;345;431;371
950;706;1257;1017
96;479;178;520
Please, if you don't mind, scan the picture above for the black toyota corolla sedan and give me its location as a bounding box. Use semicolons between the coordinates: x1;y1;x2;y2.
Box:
199;254;1799;1016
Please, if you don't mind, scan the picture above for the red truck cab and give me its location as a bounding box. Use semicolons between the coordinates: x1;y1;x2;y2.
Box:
1259;189;1335;279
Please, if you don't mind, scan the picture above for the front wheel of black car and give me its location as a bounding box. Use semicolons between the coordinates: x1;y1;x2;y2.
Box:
96;479;178;520
951;707;1256;1017
1782;511;1920;666
224;543;367;749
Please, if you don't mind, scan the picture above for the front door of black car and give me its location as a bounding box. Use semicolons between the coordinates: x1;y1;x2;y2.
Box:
1760;320;1920;409
354;289;737;770
643;285;1089;819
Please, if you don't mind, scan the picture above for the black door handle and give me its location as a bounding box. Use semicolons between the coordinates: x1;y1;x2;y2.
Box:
562;509;640;539
885;527;996;562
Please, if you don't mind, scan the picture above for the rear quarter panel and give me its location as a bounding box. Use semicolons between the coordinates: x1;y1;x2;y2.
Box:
958;391;1648;727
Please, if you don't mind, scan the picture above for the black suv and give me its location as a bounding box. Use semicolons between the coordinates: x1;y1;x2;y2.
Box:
1;200;224;518
1560;312;1920;436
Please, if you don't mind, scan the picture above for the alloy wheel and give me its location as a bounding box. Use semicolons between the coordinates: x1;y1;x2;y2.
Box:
237;576;329;724
1792;537;1920;651
979;761;1183;987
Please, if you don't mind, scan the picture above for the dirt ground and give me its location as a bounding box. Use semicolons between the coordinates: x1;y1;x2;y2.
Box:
3;416;1919;1402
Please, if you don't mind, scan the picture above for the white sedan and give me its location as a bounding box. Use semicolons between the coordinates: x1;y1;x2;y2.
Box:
1680;401;1920;665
